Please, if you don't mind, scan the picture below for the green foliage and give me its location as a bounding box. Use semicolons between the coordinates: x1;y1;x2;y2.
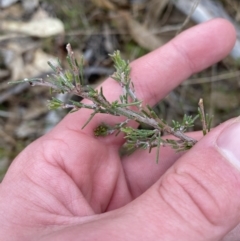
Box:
172;114;199;132
9;44;211;163
109;50;131;84
47;97;64;110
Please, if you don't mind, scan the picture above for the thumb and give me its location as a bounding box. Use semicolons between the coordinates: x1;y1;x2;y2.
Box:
125;118;240;241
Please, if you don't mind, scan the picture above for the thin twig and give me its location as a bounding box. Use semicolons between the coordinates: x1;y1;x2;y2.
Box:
198;98;208;135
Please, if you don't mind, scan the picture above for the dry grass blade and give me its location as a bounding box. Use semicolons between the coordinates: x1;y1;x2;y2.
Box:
182;70;240;85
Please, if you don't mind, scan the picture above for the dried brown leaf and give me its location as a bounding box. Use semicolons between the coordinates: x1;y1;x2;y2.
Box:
121;12;165;51
91;0;116;10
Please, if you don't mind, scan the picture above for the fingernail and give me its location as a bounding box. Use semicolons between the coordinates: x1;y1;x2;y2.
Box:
217;121;240;170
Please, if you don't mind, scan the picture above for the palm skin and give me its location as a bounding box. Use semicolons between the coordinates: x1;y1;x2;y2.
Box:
0;19;239;241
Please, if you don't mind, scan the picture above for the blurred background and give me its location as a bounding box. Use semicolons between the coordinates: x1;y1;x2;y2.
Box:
1;0;240;180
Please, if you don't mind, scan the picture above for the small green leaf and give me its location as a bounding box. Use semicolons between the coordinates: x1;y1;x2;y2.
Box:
47;97;63;110
82;111;97;129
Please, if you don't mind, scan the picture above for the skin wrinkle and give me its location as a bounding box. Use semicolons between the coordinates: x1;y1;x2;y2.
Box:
40;137;69;169
203;163;233;214
23;163;76;216
105;155;133;211
46;171;94;217
189;150;237;222
159;172;206;226
105;170;123;211
5;146;43;183
170;40;196;75
174;168;223;227
22;148;96;217
45;133;89;177
157;172;220;239
91;148;118;212
122;151;143;201
7;176;80;234
47;136;83;180
158;176;189;222
121;166;139;201
17;191;73;226
91;156;110;212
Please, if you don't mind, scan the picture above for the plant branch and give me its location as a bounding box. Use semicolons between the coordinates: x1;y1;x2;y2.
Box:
9;44;204;162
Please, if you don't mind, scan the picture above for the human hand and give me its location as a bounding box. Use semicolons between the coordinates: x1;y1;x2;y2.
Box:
0;19;239;241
